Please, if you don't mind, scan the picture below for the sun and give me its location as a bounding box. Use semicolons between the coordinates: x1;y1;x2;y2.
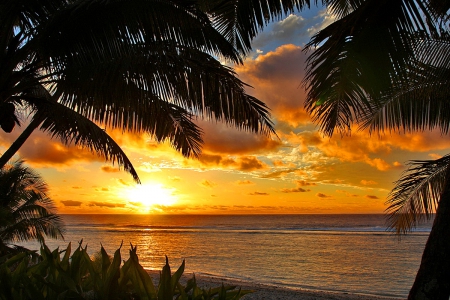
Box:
125;183;177;210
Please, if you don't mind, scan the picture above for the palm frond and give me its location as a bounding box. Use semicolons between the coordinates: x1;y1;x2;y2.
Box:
360;36;450;134
35;0;243;67
386;154;450;234
54;44;275;140
303;0;438;136
202;0;312;54
0;160;64;243
27;98;141;182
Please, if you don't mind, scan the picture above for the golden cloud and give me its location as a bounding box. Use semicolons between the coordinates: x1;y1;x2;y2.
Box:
196;154;268;171
235;180;254;185
60;200;83;207
199;180;216;189
197;120;281;155
295;180;316;186
235;44;311;128
361;180;377;186
316;193;331;198
336;190;359;197
101;165;121;173
249;192;270;196
280;187;310;193
88;201;126;208
260;168;298;178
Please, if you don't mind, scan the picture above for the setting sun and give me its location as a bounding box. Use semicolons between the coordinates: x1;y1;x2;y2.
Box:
124;183;177;210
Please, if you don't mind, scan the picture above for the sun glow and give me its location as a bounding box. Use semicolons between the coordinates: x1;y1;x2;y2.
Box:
125;183;177;210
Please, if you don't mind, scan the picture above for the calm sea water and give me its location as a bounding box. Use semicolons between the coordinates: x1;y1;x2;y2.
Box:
20;214;432;298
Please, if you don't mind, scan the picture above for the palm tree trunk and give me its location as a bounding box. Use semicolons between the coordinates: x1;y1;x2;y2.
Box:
408;166;450;300
0;118;42;168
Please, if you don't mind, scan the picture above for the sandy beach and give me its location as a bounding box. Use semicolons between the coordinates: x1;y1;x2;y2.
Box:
147;270;401;300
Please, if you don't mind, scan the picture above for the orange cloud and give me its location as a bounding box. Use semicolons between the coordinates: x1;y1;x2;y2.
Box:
361;180;377;186
249;192;270;196
198;120;281;155
316;193;331;198
336;190;359;197
235;180;254;185
365;195;380;199
295;180;316;186
429;153;443;160
88;201;126;208
235;44;311;128
169;176;181;182
101;165;121;173
260;168;298;178
196;154;268;171
118;179;131;186
199;180;216;189
60;200;83;206
280;187;310;193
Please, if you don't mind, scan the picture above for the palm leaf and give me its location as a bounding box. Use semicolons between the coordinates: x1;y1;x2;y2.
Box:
303;0;438;136
360;36;450;134
386;154;450;234
25;96;141;182
0;160;64;244
202;0;311;54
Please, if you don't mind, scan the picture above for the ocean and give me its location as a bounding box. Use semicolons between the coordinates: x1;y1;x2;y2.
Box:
19;214;432;298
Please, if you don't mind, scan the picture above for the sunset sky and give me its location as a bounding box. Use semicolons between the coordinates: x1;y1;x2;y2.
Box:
2;6;450;215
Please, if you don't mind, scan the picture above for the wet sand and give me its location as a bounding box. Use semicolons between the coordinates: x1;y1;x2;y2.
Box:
147;270;401;300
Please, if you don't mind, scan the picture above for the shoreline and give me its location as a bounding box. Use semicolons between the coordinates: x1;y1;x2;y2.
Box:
146;270;402;300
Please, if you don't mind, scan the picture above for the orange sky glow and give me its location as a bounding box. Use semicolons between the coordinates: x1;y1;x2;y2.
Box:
2;10;450;215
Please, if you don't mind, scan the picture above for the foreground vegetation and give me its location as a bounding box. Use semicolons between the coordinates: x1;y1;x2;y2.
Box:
0;242;251;300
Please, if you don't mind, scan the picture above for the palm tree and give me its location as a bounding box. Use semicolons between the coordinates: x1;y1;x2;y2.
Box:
302;1;450;299
0;0;294;181
0;159;64;256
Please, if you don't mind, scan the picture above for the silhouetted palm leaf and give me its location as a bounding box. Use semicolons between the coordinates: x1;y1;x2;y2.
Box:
1;0;279;180
360;36;450;134
386;155;450;234
0;160;64;248
303;0;439;136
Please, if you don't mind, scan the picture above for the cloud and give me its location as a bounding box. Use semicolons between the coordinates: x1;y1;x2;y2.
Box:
197;154;268;171
361;180;377;186
260;168;298;178
336;190;359;197
429;153;443;160
249;192;270;196
235;45;311;128
365;195;380;199
118;179;130;186
60;200;83;207
169;176;181;182
251;14;310;50
198;120;281;155
138;163;162;173
295;180;316;186
101;165;120;173
72;186;82;189
235;180;254;185
306;8;337;36
199;180;216;189
280;187;310;193
88;201;126;208
316;193;331;198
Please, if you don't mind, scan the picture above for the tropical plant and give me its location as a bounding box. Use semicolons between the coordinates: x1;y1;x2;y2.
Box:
0;241;252;300
0;0;297;182
0;159;64;256
302;0;450;299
